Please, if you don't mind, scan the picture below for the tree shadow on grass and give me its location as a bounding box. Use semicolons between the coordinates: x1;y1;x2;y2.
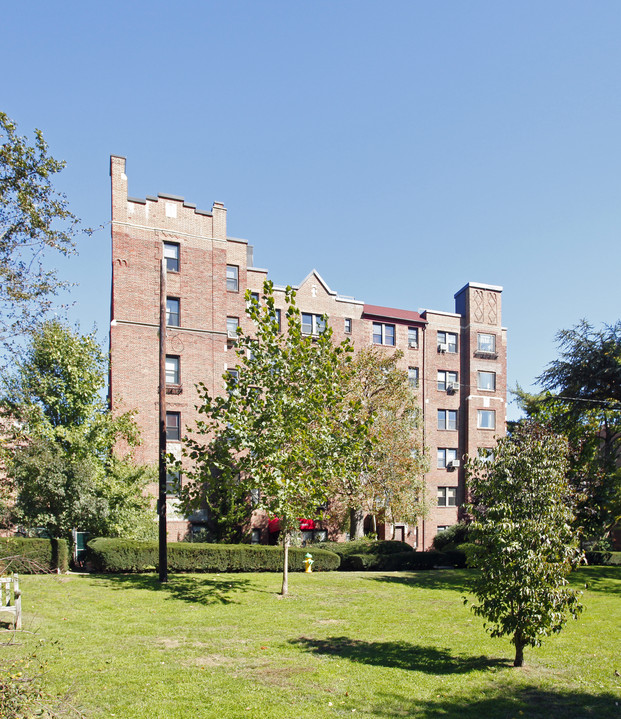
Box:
89;573;264;605
362;569;473;594
372;684;621;718
290;635;509;674
572;566;621;595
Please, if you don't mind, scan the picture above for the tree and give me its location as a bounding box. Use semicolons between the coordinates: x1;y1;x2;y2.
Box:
176;280;369;595
515;320;621;544
2;320;155;541
0;112;81;364
465;422;583;667
332;347;427;539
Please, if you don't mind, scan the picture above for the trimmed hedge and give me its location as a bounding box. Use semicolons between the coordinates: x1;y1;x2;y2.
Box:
338;550;448;571
0;538;69;573
87;538;340;573
585;550;621;566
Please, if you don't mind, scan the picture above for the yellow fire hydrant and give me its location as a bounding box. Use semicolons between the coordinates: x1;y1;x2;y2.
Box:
304;552;314;573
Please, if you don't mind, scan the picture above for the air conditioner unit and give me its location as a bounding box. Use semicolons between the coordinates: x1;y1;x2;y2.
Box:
448;459;461;469
447;382;459;392
408;341;418;349
438;343;448;353
227;330;238;339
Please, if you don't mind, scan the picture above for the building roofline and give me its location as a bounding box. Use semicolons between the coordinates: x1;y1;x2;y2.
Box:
454;281;503;298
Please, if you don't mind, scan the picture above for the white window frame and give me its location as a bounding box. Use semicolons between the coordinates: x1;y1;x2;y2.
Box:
437;370;458;391
165;355;180;385
408;327;419;348
226;265;239;292
301;313;326;336
437;486;457;507
477;371;496;391
344;318;352;334
437;448;458;469
477;409;496;429
373;322;395;346
408;366;419;388
163;242;180;272
166;297;180;327
477;333;496;353
438;409;458;430
438;331;458;353
226;316;239;334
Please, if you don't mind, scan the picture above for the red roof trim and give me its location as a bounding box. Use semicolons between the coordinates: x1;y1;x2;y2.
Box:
362;304;427;325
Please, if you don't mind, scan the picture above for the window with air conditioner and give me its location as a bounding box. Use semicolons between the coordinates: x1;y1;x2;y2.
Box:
437;448;459;469
408;327;418;348
437;331;458;353
437;370;458;392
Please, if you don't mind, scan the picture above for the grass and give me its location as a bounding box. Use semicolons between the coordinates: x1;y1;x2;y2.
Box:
2;567;619;718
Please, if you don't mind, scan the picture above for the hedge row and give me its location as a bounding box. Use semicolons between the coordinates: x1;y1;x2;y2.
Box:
0;538;69;573
585;550;621;566
87;538;341;573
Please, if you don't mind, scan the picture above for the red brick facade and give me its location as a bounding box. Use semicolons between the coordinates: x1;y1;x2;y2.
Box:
109;156;507;548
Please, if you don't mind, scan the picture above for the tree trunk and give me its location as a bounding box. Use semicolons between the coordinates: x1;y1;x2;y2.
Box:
281;532;289;596
350;507;364;539
513;635;525;667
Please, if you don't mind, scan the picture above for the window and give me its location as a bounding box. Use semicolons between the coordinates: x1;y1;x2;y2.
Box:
226;317;239;338
344;318;352;334
373;322;395;346
437;525;450;534
408;327;419;348
166;412;180;441
166;470;180;495
477;409;496;429
166;297;180;327
408;367;419;388
250;488;261;506
477;333;496;353
437;448;459;469
275;308;282;332
163;242;179;272
438;409;457;430
165;355;180;385
227;368;239;383
437;370;458;391
438;487;457;507
250;291;260;304
251;528;261;544
301;313;326;335
437;331;458;353
477;371;496;391
226;265;239;292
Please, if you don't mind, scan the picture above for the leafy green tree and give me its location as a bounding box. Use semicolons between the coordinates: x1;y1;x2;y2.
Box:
465;422;583;667
0;112;81;363
176;280;369;595
515;320;621;544
3;320;155;541
332;347;427;539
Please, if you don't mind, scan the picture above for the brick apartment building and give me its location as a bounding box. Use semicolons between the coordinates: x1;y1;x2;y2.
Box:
109;155;507;550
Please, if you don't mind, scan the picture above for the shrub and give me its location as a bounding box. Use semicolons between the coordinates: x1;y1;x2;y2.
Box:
441;548;468;568
87;538;340;573
585;550;621;566
0;538;68;573
342;550;444;571
314;540;413;558
432;522;470;551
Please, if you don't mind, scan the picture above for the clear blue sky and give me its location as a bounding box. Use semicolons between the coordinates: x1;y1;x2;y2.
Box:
4;1;620;419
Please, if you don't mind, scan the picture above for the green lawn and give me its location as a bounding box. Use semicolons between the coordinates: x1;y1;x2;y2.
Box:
3;567;620;718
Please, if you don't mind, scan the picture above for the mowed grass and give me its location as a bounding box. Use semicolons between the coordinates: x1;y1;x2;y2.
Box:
3;567;620;718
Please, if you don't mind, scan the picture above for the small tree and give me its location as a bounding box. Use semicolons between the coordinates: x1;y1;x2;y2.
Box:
177;280;369;595
465;423;583;667
3;320;155;541
332;348;427;539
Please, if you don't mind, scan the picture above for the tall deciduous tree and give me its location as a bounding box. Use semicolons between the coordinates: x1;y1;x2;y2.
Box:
0;112;81;363
515;319;621;544
465;422;583;667
333;348;427;539
3;320;155;540
176;280;369;595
